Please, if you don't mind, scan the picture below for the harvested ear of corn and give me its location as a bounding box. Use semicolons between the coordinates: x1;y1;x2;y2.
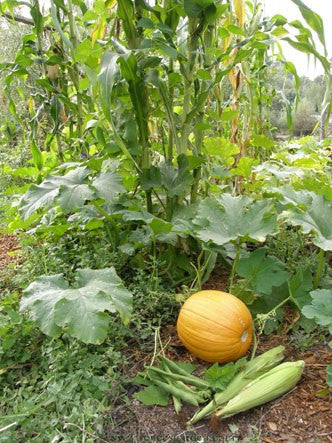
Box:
188;345;285;425
213;360;305;419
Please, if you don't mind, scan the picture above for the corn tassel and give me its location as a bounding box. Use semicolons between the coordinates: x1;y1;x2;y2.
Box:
188;345;285;425
215;360;305;419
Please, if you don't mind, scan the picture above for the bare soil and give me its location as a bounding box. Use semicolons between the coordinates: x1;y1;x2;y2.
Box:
0;233;21;273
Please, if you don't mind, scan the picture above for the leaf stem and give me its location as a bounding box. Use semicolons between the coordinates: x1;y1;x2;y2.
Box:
314;248;325;289
250;328;258;361
228;241;241;292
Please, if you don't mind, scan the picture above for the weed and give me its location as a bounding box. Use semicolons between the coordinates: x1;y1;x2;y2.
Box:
265;227;316;275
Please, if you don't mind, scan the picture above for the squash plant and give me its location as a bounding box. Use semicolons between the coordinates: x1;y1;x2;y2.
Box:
1;0;331;344
20;268;133;344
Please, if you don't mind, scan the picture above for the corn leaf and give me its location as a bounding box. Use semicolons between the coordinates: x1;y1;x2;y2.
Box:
290;0;326;49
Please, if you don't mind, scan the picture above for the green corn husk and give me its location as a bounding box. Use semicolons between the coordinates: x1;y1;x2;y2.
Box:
215;360;305;419
188;345;285;425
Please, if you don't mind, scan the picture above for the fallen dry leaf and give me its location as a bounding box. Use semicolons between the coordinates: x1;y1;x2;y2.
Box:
268;422;277;431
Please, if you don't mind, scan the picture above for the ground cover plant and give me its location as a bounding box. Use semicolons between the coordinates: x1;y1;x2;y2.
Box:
0;0;331;441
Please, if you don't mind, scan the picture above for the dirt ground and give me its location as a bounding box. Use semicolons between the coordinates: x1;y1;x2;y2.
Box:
0;233;21;274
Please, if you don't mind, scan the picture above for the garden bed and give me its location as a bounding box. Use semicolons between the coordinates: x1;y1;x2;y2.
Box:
105;331;332;442
0;235;330;443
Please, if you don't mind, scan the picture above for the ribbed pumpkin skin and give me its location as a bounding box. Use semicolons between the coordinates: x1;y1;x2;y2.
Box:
177;290;253;363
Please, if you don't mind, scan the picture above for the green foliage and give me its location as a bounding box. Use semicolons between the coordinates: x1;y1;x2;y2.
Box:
237;249;289;295
133;384;169;406
204;358;246;392
0;231;180;440
19;166;124;220
282;194;332;251
327;364;332;387
301;289;332;387
0;336;125;442
302;289;332;333
203;137;240;165
0;0;331;436
21;268;133;344
193;195;277;246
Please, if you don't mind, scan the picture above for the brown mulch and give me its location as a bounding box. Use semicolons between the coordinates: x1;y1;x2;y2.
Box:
0;233;21;273
105;328;331;443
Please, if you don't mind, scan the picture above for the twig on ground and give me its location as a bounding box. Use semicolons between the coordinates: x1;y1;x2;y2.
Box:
164;425;205;443
0;422;18;433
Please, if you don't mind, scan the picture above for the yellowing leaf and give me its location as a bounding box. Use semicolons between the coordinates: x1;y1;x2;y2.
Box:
232;0;245;28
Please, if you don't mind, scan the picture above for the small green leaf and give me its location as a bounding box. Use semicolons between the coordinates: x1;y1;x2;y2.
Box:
149;218;173;235
301;289;332;333
133;385;169;406
204;358;246;392
251;134;275;149
327;364;332;387
221;109;237;121
175;362;197;374
203;137;239;165
230;157;258;178
136;17;155;29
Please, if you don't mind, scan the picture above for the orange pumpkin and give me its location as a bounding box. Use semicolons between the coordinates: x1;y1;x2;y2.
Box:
176;290;253;363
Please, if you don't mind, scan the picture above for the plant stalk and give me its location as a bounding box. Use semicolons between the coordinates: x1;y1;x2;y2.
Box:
314;248;325;289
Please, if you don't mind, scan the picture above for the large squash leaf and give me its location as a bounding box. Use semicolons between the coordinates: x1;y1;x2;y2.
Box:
237;249;289;295
282;194;332;251
20;268;133;344
20;167;126;219
193;194;277;246
20;167;94;219
57;167;95;212
91;170;125;201
159;154;193;197
19;178;61;220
